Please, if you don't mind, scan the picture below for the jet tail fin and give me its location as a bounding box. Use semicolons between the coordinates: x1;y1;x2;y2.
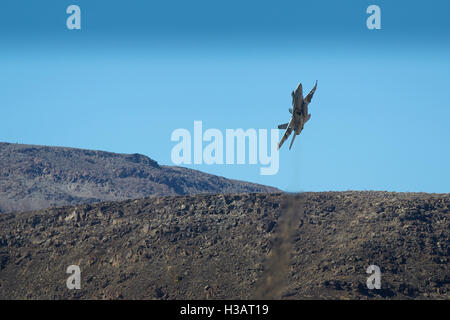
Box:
278;123;289;129
289;133;297;150
277;126;292;150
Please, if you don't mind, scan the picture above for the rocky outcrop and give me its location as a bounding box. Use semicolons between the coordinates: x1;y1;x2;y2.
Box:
0;191;448;299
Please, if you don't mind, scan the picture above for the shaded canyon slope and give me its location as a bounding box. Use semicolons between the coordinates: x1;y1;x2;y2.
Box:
0;191;448;299
0;142;278;214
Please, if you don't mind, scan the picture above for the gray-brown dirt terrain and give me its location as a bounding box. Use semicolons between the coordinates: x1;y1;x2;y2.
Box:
0;191;448;299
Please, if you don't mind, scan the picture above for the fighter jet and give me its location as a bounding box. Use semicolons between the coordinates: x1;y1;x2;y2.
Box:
277;80;317;150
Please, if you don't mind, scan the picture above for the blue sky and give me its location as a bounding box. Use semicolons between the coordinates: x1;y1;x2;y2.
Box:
1;0;449;193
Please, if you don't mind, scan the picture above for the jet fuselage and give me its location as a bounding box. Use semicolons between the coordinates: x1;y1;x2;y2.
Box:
277;81;317;150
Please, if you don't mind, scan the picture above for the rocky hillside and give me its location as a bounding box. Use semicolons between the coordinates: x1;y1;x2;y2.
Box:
0;142;278;214
0;191;448;299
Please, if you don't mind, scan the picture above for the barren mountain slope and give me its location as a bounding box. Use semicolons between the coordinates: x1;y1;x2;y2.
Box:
0;142;278;214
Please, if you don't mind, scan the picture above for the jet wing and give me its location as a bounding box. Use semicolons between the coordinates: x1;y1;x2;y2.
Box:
304;80;317;104
277;119;293;150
